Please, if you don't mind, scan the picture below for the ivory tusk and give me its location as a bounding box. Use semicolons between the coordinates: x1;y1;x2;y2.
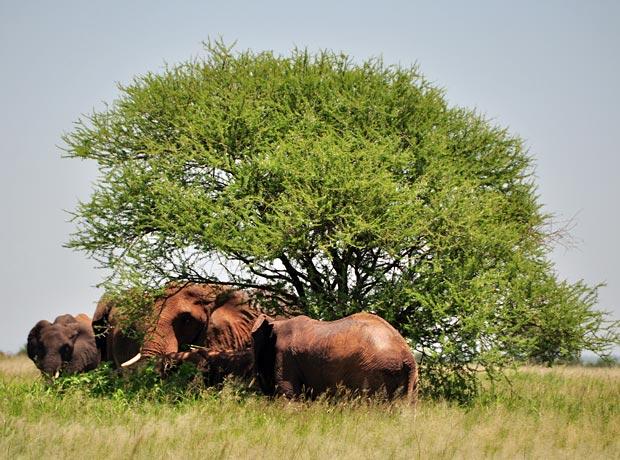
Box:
54;370;60;379
121;352;142;367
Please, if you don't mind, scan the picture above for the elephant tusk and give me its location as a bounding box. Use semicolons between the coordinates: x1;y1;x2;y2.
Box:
54;370;60;379
189;344;207;351
121;353;142;368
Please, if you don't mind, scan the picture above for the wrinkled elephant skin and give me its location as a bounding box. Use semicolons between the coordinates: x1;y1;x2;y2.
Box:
27;313;100;378
251;313;418;401
118;284;263;378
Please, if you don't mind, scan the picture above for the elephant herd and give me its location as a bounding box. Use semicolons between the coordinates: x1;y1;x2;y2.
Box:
27;283;418;401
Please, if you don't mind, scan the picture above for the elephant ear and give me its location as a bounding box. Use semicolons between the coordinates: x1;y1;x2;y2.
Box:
213;288;235;309
27;320;51;361
251;314;271;334
92;295;115;362
74;314;95;338
251;315;277;394
67;322;81;343
251;315;275;356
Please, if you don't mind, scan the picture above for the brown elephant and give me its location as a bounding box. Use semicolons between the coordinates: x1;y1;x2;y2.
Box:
27;313;100;378
251;312;418;401
120;283;265;371
92;295;141;368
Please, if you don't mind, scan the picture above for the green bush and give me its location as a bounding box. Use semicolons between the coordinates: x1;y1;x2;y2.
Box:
47;361;207;404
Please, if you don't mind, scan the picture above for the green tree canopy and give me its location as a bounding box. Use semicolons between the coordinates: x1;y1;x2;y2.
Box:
65;41;618;401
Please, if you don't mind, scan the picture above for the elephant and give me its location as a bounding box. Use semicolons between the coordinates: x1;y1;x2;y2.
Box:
119;283;265;374
27;313;100;378
92;295;141;369
251;312;418;401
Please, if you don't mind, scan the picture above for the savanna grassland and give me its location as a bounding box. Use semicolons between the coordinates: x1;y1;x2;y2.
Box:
1;355;618;459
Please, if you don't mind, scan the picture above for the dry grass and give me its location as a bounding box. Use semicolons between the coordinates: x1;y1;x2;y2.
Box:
0;354;39;381
1;354;618;459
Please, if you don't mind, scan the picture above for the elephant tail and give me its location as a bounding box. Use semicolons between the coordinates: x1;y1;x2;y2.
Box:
406;360;419;405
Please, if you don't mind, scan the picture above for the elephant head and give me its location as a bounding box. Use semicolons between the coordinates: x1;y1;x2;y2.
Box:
92;295;141;368
27;314;100;378
121;283;261;367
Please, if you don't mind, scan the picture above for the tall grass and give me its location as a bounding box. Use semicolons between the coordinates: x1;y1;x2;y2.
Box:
1;355;618;459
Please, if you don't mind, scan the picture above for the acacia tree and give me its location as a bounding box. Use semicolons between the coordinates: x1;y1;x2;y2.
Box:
65;41;617;401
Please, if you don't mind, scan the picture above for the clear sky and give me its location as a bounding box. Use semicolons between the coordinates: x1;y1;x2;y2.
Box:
1;1;618;353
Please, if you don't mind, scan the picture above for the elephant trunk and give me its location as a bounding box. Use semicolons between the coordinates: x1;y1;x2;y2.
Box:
121;321;178;368
41;358;63;379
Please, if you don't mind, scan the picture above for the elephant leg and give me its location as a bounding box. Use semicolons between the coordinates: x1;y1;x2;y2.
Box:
275;354;302;398
275;378;301;398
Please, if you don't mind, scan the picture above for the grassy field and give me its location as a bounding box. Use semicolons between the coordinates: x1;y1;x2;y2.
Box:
1;355;618;459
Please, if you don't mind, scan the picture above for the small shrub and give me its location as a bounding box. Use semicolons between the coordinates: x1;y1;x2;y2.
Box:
47;360;206;404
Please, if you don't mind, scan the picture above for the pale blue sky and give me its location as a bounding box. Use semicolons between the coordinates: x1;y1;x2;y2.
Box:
1;1;618;353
